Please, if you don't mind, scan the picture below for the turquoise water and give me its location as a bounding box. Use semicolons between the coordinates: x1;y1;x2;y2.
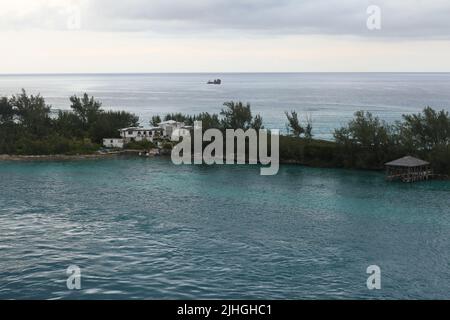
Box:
1;73;450;139
1;158;450;299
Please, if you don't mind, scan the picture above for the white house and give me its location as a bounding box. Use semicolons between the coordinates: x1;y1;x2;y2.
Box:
103;138;124;149
102;121;192;149
103;127;162;149
157;120;186;138
118;127;164;142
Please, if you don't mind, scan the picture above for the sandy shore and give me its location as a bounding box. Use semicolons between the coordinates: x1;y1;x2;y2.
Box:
0;149;163;162
0;152;123;161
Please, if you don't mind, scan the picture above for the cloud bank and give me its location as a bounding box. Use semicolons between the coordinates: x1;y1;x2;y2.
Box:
1;0;450;39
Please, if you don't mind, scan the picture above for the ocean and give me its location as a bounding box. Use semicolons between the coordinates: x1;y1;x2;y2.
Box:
1;73;450;139
0;159;450;299
1;73;450;299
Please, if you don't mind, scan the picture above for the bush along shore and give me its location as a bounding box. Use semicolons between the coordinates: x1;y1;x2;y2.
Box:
1;90;449;175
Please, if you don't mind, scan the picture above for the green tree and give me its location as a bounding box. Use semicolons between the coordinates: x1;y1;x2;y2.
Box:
399;107;450;151
0;97;14;124
333;111;395;168
252;114;264;131
193;112;221;130
220;101;253;129
285;111;304;137
53;110;84;138
10;89;51;137
150;115;162;127
305;115;313;140
334;111;392;148
89;110;139;143
69;93;103;129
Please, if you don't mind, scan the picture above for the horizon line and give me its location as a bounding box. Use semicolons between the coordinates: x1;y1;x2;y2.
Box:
1;71;450;76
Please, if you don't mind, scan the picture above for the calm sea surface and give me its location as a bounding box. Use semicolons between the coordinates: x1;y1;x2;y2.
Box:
1;73;450;299
0;158;450;299
1;73;450;139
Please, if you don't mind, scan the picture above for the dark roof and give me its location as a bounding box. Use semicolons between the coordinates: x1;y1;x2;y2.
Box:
385;156;430;167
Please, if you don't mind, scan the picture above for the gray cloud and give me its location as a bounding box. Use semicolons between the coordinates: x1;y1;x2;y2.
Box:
86;0;359;33
3;0;450;39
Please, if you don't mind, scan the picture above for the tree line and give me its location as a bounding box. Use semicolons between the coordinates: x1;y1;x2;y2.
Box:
0;90;138;155
333;108;450;173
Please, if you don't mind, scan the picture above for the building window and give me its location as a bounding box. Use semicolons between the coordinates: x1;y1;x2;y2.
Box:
128;131;133;135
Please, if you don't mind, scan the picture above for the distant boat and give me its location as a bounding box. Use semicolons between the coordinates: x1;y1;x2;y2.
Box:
207;79;222;85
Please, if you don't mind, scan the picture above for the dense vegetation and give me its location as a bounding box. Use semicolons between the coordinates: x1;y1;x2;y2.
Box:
124;140;157;150
280;108;450;174
153;103;450;174
0;90;138;155
1;90;449;174
333;108;450;173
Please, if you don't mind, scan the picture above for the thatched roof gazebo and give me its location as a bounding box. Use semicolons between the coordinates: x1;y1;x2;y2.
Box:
385;156;432;183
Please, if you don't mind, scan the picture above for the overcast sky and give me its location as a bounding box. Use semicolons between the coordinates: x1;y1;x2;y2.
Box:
1;0;450;73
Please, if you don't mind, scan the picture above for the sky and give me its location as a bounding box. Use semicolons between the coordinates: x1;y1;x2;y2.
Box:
1;0;450;73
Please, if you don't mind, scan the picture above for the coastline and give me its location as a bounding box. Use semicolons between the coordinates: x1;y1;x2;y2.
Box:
0;152;122;161
2;153;449;181
0;149;167;162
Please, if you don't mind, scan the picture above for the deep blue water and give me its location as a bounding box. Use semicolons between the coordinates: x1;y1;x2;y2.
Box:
1;73;450;139
1;158;450;299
